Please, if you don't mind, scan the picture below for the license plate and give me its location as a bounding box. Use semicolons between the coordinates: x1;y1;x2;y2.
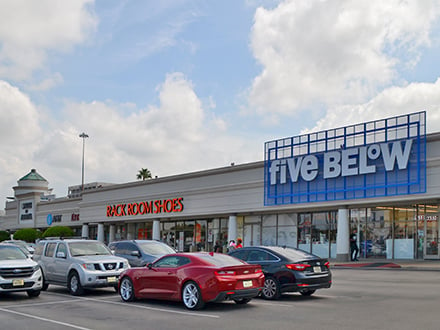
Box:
243;280;253;288
107;276;117;283
12;279;24;287
313;266;321;273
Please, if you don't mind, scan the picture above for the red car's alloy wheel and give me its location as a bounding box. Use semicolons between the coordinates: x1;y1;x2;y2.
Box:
120;277;135;302
182;281;205;310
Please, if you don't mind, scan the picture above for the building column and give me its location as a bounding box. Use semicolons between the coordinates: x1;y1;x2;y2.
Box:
81;224;89;239
97;223;105;243
109;224;116;243
336;208;350;262
152;220;160;241
126;223;135;240
228;215;237;243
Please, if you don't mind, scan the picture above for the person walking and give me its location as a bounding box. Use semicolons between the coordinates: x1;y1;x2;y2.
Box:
236;238;243;249
350;231;359;261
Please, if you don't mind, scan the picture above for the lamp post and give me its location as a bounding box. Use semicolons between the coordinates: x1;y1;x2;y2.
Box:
79;132;89;192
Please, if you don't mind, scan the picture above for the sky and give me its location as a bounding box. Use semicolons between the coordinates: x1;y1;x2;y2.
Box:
2;0;440;210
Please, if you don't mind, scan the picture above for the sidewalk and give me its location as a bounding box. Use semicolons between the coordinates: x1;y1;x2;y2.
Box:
330;258;440;271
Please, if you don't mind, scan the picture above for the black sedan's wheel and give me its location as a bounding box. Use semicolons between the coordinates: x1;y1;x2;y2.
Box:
120;276;136;302
27;290;41;298
300;289;316;296
68;271;84;296
182;281;205;310
262;276;281;300
233;298;251;305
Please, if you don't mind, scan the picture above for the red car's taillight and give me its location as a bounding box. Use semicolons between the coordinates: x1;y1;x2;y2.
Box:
214;270;236;276
255;268;263;273
286;263;311;271
324;261;330;268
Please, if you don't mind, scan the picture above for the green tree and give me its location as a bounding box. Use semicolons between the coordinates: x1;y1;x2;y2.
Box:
42;226;74;238
0;230;10;242
136;168;152;181
12;228;42;243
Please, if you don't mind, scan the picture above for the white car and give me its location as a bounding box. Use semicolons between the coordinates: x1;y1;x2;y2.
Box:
0;243;43;297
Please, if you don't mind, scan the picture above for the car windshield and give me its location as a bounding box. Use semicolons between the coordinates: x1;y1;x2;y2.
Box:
138;242;175;255
197;253;247;267
69;241;112;256
0;245;28;260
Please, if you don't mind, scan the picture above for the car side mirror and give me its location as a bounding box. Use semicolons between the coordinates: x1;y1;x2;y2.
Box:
56;251;66;259
147;263;153;269
131;251;141;257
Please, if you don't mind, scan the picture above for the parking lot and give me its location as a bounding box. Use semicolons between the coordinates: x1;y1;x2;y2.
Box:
1;269;440;330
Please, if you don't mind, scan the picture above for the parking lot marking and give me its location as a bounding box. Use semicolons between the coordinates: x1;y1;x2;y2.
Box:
0;307;93;330
2;299;83;309
79;297;220;319
43;292;220;319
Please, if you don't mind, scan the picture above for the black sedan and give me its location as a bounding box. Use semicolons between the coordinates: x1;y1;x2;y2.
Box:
229;246;332;300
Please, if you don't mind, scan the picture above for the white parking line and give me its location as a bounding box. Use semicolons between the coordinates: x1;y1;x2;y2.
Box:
2;299;83;309
0;307;93;330
78;296;220;318
42;291;220;319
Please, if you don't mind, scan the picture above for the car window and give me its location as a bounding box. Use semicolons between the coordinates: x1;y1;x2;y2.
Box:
45;242;57;257
108;243;117;251
138;242;175;255
269;247;316;261
198;253;246;266
248;250;278;262
154;256;181;268
0;245;27;260
229;249;248;261
34;242;44;256
56;243;67;258
68;241;112;257
117;242;133;254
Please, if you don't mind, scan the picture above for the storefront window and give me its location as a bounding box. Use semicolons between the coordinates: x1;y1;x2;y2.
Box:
243;216;260;246
367;208;392;258
262;215;277;246
298;214;312;253
277;213;297;248
393;207;416;259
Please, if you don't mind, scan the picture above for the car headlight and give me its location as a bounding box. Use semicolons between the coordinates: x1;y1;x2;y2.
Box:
123;261;130;269
82;263;95;271
32;265;41;273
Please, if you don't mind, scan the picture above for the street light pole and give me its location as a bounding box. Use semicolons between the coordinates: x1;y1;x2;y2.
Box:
79;132;89;193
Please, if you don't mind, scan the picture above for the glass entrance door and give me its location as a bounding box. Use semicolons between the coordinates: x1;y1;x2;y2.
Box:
420;204;439;259
424;215;439;259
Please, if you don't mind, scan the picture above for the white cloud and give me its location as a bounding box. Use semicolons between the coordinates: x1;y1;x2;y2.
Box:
0;0;97;82
0;80;43;202
248;0;440;118
304;79;440;134
0;73;257;205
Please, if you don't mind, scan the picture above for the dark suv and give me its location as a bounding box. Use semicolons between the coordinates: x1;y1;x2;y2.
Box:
108;240;175;267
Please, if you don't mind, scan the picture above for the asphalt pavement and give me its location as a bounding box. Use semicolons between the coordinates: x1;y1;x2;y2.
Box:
331;258;440;271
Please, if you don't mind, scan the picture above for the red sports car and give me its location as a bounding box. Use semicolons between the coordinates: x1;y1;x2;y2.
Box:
118;252;264;310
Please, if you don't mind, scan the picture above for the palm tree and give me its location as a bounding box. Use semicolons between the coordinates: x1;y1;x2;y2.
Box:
137;168;152;181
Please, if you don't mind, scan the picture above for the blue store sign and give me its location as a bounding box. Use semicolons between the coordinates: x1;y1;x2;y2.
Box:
47;214;53;226
264;112;426;205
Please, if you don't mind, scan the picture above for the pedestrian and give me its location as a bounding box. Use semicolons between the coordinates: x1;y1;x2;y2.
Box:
350;231;359;261
213;240;222;253
236;238;243;249
228;240;236;252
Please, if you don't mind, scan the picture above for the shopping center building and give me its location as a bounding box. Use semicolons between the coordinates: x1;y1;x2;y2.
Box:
1;111;439;261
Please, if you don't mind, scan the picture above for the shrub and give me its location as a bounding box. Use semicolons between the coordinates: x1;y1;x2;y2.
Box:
42;226;74;238
12;228;42;243
0;230;10;242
